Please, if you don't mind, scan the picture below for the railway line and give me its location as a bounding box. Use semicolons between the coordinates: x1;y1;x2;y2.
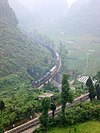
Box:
32;51;61;88
4;49;61;133
4;45;89;133
5;93;89;133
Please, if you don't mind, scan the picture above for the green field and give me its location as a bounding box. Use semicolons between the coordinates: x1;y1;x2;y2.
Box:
48;121;100;133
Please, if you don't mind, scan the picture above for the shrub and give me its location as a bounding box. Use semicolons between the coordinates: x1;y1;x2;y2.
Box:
0;125;4;133
48;101;100;128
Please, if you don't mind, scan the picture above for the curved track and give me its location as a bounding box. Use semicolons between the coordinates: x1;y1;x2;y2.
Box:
4;46;89;133
32;51;61;88
5;50;61;133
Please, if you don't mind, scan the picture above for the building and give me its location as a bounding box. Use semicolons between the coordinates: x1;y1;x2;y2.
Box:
38;93;54;100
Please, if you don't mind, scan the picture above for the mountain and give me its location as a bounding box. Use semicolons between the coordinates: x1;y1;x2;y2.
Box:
8;0;100;75
8;0;68;32
9;0;68;20
9;0;100;36
0;0;54;90
8;0;34;26
0;0;18;26
65;0;100;36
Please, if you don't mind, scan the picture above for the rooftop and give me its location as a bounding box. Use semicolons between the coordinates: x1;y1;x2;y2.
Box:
38;93;54;98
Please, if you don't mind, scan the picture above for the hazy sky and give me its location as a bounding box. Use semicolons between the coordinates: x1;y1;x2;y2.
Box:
67;0;77;8
15;0;77;9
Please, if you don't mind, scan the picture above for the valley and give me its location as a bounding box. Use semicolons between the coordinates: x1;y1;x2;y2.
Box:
9;0;100;76
0;0;100;132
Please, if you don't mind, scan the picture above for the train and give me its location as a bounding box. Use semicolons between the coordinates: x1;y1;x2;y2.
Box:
32;52;61;88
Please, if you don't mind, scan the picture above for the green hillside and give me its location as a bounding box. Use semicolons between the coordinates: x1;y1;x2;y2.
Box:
48;121;100;133
9;0;100;76
0;0;54;90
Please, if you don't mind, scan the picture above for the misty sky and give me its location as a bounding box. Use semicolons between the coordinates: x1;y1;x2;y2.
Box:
15;0;77;10
67;0;77;8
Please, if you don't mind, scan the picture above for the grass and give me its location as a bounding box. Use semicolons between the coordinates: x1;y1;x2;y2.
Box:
48;121;100;133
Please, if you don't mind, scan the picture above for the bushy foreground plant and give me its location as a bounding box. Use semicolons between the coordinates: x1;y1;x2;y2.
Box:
48;101;100;129
0;124;4;133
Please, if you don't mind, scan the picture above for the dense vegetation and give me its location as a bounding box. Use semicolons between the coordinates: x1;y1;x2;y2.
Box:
35;101;100;133
61;74;73;119
35;73;100;133
0;0;100;132
0;85;41;130
0;0;54;90
86;72;100;101
0;0;55;131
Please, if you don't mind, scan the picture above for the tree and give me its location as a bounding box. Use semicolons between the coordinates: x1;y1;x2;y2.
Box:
94;72;100;100
86;77;96;101
61;74;73;117
0;100;5;114
94;72;100;83
95;84;100;100
50;103;56;118
0;124;4;133
59;43;68;72
39;98;50;131
26;106;34;119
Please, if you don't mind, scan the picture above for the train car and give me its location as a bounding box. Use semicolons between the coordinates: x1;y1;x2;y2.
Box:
33;81;39;88
32;81;37;87
32;51;60;88
49;66;57;75
55;52;60;68
55;52;59;60
32;72;52;87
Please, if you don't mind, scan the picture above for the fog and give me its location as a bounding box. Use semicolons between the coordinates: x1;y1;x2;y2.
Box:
9;0;69;25
11;0;77;11
67;0;77;8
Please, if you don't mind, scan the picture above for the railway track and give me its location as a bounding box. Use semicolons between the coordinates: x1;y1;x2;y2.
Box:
4;45;89;133
32;51;61;88
5;51;61;133
5;93;89;133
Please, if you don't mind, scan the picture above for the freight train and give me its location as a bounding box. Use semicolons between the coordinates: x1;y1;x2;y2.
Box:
32;52;60;88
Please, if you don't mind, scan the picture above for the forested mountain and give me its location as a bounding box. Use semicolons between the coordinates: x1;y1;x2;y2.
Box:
8;0;100;76
0;0;54;89
0;0;18;26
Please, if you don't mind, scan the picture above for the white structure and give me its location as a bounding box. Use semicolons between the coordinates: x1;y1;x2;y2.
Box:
77;76;89;84
77;76;97;84
38;93;54;100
